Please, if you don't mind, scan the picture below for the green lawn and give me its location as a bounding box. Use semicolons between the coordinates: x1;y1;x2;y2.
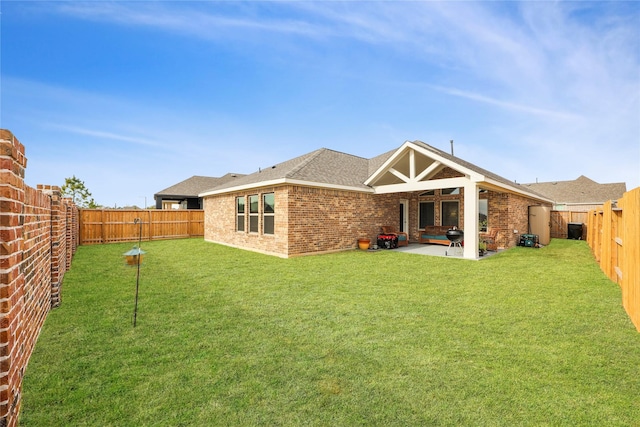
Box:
19;239;639;426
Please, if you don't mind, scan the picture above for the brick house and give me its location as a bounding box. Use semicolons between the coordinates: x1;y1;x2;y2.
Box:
154;174;245;209
200;140;552;259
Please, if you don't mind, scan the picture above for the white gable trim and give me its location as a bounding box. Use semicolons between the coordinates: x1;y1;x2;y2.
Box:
365;141;485;189
199;178;373;197
366;141;552;203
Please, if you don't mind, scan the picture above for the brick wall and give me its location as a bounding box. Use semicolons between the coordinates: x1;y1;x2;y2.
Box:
0;130;78;427
203;175;551;257
203;187;290;256
487;191;551;248
203;185;404;257
287;187;402;256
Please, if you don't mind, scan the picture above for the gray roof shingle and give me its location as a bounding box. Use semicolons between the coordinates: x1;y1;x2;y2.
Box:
408;141;551;200
155;174;245;198
522;175;626;204
197;141;571;203
202;148;374;193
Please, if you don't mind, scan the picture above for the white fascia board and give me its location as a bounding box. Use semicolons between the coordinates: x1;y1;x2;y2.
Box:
199;178;287;197
482;178;554;203
199;178;373;197
285;179;374;193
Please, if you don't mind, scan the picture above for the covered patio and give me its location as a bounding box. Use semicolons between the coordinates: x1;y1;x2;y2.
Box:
367;141;553;260
392;242;503;259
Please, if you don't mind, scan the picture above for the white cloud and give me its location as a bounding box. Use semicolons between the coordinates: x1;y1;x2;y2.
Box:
55;2;333;40
429;85;583;121
50;125;163;147
9;1;640;193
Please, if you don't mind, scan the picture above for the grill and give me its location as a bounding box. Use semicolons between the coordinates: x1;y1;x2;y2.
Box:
445;228;464;256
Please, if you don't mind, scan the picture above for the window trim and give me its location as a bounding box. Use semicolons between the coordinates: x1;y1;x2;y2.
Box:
248;194;259;233
263;193;275;235
236;196;245;232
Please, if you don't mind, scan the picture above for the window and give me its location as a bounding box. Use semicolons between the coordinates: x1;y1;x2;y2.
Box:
441;201;459;227
479;199;488;232
419;202;435;229
236;196;245;232
249;195;259;233
419;190;435;196
263;193;275;235
442;187;460;195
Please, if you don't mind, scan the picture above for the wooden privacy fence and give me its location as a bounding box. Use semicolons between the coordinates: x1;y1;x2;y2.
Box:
80;209;204;245
550;210;588;239
586;187;640;332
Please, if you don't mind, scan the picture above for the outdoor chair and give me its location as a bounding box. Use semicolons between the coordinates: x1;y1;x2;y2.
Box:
480;228;499;251
380;226;408;247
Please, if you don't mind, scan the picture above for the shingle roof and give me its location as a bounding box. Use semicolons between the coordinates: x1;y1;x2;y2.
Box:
521;175;626;204
202;148;373;193
368;149;396;176
198;141;551;202
410;141;551;200
155;174;245;198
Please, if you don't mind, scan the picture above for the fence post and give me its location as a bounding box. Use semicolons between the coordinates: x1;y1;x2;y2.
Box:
148;209;152;241
620;188;640;331
100;209;105;244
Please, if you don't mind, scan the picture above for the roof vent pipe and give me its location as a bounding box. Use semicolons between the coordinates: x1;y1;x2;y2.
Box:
450;140;454;156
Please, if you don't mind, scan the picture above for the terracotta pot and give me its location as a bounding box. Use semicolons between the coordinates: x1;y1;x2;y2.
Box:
358;238;371;250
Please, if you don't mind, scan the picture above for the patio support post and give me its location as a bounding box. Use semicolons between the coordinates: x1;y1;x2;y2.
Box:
463;181;479;259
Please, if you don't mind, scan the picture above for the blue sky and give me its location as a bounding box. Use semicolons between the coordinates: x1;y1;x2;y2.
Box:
2;1;639;208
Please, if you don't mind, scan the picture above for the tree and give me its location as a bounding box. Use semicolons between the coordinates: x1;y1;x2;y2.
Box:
61;175;99;208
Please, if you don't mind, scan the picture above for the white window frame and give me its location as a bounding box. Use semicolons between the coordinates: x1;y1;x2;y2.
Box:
248;194;259;233
236;196;245;232
263;193;275;235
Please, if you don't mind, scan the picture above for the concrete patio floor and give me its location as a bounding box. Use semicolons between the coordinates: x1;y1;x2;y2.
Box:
371;242;502;259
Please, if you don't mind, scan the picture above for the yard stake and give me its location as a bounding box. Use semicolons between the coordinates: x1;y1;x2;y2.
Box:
133;217;142;327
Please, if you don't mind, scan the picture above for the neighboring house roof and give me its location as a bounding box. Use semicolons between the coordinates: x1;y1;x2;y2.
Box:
521;175;626;205
199;141;552;203
155;174;245;199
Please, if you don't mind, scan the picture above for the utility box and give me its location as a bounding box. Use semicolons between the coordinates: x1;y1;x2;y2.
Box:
529;206;551;245
568;223;584;240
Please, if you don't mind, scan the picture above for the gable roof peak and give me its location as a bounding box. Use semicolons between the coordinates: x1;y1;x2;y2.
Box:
575;175;596;183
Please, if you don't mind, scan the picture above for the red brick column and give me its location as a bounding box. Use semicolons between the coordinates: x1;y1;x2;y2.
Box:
64;198;78;267
0;130;27;427
39;186;66;308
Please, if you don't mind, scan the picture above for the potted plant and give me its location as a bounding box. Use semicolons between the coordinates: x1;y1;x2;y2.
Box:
478;240;487;257
358;238;371;250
